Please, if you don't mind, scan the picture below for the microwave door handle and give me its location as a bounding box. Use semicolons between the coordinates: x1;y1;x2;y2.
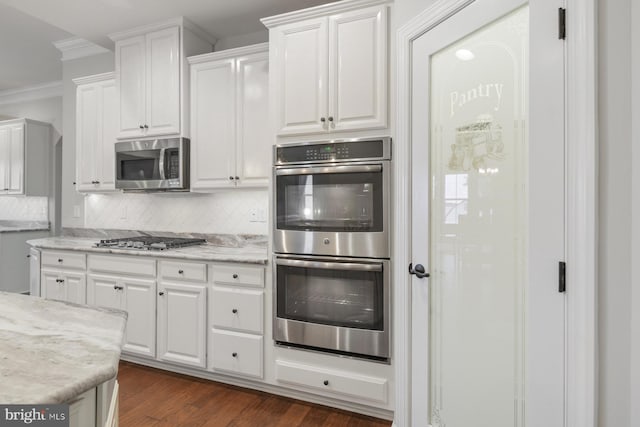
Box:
158;147;166;180
275;164;382;176
276;258;382;272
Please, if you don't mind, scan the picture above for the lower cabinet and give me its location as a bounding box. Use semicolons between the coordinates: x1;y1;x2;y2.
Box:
210;329;263;378
68;387;96;427
41;269;86;304
157;281;207;368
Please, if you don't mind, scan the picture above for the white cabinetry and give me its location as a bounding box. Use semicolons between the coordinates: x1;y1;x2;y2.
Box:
41;251;86;304
157;260;207;368
209;263;264;378
263;2;388;136
189;43;270;190
74;72;117;192
111;18;214;140
0;119;51;195
87;255;157;358
69;387;96;427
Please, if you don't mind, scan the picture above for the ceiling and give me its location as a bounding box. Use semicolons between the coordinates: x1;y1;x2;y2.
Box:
0;0;332;92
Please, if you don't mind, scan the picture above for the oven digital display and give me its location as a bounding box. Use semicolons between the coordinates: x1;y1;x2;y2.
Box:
277;140;384;163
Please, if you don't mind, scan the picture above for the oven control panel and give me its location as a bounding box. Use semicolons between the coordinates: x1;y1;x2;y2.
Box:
275;138;390;165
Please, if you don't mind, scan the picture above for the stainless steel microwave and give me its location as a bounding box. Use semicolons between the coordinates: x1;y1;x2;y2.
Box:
115;138;190;191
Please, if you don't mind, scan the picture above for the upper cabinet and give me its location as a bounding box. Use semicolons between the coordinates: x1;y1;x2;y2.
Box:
110;18;215;140
0;119;51;196
74;72;117;192
189;43;270;190
262;1;388;136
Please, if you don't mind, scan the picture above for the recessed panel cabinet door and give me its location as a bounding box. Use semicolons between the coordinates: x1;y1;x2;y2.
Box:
76;85;99;190
190;58;236;189
116;36;146;138
121;277;156;358
274;18;328;135
99;81;117;189
146;26;181;137
41;270;65;302
0;127;10;192
87;274;121;310
236;52;270;187
328;5;387;132
157;282;207;368
64;272;87;305
7;124;24;194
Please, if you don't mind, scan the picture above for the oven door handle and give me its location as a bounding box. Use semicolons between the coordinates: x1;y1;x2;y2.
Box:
276;258;383;272
275;164;382;176
158;146;166;180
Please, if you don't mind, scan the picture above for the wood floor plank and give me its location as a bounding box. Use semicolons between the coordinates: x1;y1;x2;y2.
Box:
118;361;392;427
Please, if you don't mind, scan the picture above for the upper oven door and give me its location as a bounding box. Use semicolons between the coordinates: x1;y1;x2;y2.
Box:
274;162;390;258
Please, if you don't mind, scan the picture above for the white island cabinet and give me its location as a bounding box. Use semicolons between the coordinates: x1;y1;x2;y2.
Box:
0;118;51;196
262;1;388;136
189;43;270;190
110;18;214;140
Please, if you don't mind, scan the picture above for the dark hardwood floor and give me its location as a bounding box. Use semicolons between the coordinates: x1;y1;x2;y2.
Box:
118;361;392;427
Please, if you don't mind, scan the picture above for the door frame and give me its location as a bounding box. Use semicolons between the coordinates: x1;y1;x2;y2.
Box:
393;0;597;426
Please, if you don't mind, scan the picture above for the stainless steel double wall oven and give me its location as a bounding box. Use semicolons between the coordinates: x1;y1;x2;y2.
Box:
273;137;391;361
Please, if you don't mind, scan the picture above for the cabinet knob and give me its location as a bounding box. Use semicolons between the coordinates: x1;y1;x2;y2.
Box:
159;291;165;296
232;274;238;279
235;176;239;180
178;269;184;274
144;124;148;129
328;116;334;122
323;380;329;386
56;279;65;284
139;125;144;130
57;258;63;263
320;117;326;122
229;176;234;180
26;254;30;258
113;285;118;290
232;352;238;358
232;308;238;314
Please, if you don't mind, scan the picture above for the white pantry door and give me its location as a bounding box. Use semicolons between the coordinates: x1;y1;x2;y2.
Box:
410;1;565;426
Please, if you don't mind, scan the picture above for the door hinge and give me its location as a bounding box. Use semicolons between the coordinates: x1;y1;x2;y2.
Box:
558;8;566;40
559;261;566;293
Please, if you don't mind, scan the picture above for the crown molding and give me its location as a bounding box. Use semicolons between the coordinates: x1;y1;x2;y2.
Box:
72;72;115;86
188;42;268;65
0;81;63;106
53;37;111;61
261;0;390;28
108;16;217;46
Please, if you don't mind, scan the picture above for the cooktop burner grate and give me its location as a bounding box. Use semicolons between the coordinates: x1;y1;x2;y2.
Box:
95;236;206;251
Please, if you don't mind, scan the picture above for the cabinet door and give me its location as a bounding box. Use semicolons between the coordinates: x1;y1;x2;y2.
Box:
121;277;156;358
274;18;328;136
41;270;65;301
328;5;388;132
190;58;236;190
65;272;87;304
0;126;9;192
157;281;207;368
236;52;270;187
7;123;24;194
76;84;99;191
146;26;181;137
98;80;117;190
87;274;121;310
116;36;146;139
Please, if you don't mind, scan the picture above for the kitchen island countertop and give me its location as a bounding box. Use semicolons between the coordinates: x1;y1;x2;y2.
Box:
0;292;126;404
27;236;268;265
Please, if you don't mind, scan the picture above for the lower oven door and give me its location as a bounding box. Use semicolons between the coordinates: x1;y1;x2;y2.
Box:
274;255;390;360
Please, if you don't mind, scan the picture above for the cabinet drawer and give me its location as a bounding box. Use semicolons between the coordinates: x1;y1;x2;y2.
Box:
275;360;388;404
42;251;86;270
211;265;263;288
160;260;207;282
88;254;156;277
210;329;263;378
211;287;263;333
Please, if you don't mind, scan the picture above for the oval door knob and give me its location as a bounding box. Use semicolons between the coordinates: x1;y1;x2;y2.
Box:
323;380;329;386
144;124;148;129
327;116;334;122
408;263;430;279
232;308;238;314
320;117;326;122
232;274;238;279
235;176;239;180
159;292;165;296
58;258;63;263
139;125;144;130
232;352;238;358
178;269;184;274
229;176;234;180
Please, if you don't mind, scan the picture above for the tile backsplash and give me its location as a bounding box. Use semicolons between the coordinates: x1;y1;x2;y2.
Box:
84;191;269;235
0;197;48;221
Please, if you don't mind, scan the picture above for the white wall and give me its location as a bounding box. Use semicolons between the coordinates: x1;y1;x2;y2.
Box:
215;30;268;51
598;0;633;426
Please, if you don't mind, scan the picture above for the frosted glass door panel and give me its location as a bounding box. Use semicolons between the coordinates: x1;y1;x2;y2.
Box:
429;7;528;427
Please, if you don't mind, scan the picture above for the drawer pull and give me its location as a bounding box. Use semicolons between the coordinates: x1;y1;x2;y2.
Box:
232;274;238;279
232;352;238;358
178;269;184;274
323;380;329;386
56;279;65;283
232;308;238;314
57;258;63;263
159;292;165;296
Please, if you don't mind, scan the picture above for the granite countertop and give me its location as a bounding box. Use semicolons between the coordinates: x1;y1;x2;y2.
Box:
27;237;269;265
0;220;50;233
0;292;126;404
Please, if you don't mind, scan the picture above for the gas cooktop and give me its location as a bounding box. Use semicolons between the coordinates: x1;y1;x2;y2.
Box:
95;236;206;251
